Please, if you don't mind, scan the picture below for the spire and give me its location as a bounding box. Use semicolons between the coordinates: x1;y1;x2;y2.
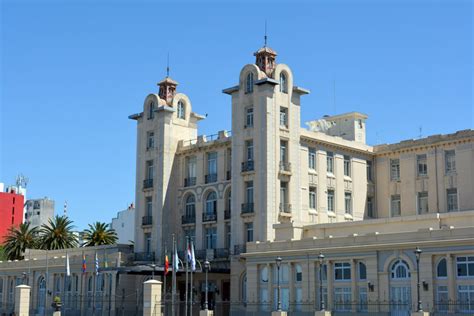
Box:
158;53;178;105
264;20;267;47
166;52;170;78
254;20;277;77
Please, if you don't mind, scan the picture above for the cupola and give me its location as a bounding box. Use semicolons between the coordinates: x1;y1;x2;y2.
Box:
157;76;178;105
254;45;277;77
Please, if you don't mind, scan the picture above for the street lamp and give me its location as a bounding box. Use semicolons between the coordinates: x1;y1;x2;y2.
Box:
318;252;325;311
414;247;423;312
150;263;156;280
204;260;210;310
275;257;282;311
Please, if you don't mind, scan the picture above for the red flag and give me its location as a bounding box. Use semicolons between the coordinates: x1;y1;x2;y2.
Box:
164;255;169;275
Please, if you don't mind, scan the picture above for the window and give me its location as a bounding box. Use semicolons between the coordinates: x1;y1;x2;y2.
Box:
148;101;155;120
145;197;152;217
185;195;195;218
309;187;317;210
225;224;231;249
334;287;352;311
391;195;401;217
295;264;303;282
367;197;374;218
458;285;474;312
274;264;290;284
245;73;254;93
417;192;429;214
205;191;217;215
327;152;334;173
334;262;351;281
445;150;456;173
327;190;335;212
260;267;269;305
447;189;458;212
245;222;254;242
359;287;368;312
280;107;288;127
390;159;400;181
320;264;328;281
343;156;351;177
437;285;449;311
177;100;185;119
417;154;427;176
279;73;288;93
245;107;254;128
366;161;373;182
147;131;155;150
344;192;352;215
456;256;474;277
308;148;316;170
280;140;287;163
391;260;410;279
146;160;154;180
205;227;217;249
245;181;254;204
246;140;254;161
359;262;367;280
280;182;288;208
437;258;447;278
144;233;151;253
207;152;217;178
186;156;197;179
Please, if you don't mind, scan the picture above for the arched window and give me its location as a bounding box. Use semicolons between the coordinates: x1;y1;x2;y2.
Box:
185;195;196;218
359;262;367;280
437;258;447;278
37;276;46;308
8;279;14;303
177;100;186;119
391;260;411;280
148;101;156;120
55;276;61;294
260;266;269;283
205;191;217;215
246;73;254;93
295;264;303;282
279;73;288;93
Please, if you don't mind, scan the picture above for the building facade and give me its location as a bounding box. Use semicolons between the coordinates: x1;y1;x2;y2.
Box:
0;186;25;243
24;197;55;229
111;204;136;245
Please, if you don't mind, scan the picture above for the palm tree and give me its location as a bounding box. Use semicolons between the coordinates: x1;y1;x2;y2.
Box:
82;222;118;247
39;215;78;250
2;223;38;260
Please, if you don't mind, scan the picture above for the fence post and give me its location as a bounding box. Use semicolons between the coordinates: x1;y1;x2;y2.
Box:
15;284;31;316
143;279;162;316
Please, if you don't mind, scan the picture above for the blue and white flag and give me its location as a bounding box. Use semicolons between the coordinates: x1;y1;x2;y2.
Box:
173;247;179;271
190;241;196;272
66;252;70;277
95;252;99;275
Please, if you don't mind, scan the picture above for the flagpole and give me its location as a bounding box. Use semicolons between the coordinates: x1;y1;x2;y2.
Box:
171;234;176;316
189;237;194;316
163;244;167;310
44;250;49;316
185;236;189;316
93;251;97;316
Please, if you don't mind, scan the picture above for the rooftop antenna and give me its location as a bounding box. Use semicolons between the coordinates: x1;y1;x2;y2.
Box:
166;52;170;78
264;20;267;47
418;126;423;139
16;174;29;188
64;201;68;216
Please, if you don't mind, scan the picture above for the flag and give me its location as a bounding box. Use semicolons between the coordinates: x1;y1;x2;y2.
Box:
82;254;87;273
190;241;196;272
187;242;192;263
95;252;99;275
66;253;70;277
164;255;169;275
174;247;179;271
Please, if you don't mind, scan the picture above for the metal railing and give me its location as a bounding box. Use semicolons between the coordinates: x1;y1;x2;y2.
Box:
194;249;207;260
202;212;217;222
224;209;231;220
134;252;154;262
234;244;246;255
279;203;292;213
205;173;218;184
142;216;153;226
184;177;196;187
241;160;254;172
143;178;153;189
215;248;230;259
241;203;254;214
181;215;196;225
279;161;292;172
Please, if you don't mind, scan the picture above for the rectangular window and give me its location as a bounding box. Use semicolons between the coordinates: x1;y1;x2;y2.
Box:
144;233;151;253
147;131;155;150
417;192;429;214
280;140;287;163
359;287;368;312
456;256;474;277
280;107;288;127
309;187;317;210
437;285;449;311
207;152;217;175
245;107;254;128
391;195;401;217
445;150;456;173
366;161;373;182
327;152;334;173
146;160;154;180
334;287;352;311
327;189;335;212
186;156;197;179
417;154;428;176
225;224;231;249
447;188;458;212
246;140;254;161
343;155;351;177
367;197;374;218
308;148;316;170
344;192;352;215
246;181;254;204
145;197;152;217
457;285;474;312
245;222;254;242
205;227;217;249
334;262;351;281
280;182;287;208
390;159;400;181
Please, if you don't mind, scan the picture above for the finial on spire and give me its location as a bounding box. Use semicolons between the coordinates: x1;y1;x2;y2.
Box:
264;20;267;47
166;52;170;78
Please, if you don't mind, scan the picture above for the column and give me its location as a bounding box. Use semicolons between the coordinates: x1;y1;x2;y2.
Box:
446;254;455;313
143;280;162;316
15;285;31;316
327;261;334;311
267;263;272;311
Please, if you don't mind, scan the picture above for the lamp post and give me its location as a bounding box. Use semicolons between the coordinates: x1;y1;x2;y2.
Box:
414;247;423;312
150;263;156;280
275;257;282;311
204;260;210;310
318;252;325;311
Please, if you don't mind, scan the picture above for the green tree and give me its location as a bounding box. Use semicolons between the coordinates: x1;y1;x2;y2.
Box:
2;223;38;260
82;222;118;247
39;215;78;250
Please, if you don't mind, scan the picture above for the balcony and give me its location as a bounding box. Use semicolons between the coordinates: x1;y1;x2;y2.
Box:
226;171;231;180
241;160;254;172
234;244;246;255
241;203;254;215
279;162;292;173
194;249;207;260
202;212;217;222
215;248;230;259
143;178;153;189
181;215;196;225
142;216;153;226
279;203;292;214
224;209;231;220
184;177;196;187
134;252;155;262
205;173;218;184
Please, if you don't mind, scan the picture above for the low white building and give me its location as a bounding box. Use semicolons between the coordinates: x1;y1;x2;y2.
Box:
111;204;135;244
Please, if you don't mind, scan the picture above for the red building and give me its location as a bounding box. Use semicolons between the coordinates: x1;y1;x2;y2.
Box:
0;190;24;243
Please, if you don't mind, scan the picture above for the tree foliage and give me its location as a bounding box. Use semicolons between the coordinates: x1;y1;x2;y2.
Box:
2;223;38;260
38;215;78;250
82;222;118;247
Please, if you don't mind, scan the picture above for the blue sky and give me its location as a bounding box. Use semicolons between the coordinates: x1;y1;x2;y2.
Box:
1;0;472;230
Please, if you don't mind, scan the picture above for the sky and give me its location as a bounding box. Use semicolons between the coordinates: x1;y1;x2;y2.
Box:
1;0;472;230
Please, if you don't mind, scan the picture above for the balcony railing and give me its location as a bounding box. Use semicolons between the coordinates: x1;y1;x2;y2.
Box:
241;203;254;214
142;215;153;226
202;212;217;222
181;215;196;225
224;209;231;220
234;244;246;255
194;249;207;260
205;173;218;184
241;160;254;172
226;170;231;180
134;252;155;262
215;248;230;259
184;177;196;187
143;178;153;189
279;162;292;172
279;203;292;214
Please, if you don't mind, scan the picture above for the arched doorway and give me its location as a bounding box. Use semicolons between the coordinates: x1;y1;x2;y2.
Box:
389;259;412;316
37;276;46;314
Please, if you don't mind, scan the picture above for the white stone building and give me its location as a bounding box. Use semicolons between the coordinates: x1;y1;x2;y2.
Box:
24;197;55;229
110;204;135;245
